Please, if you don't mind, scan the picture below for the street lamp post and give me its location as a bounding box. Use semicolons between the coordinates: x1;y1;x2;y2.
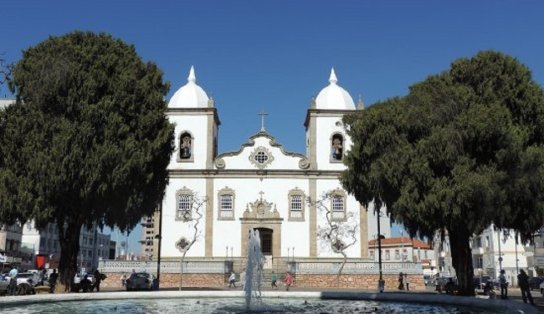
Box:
497;228;503;273
377;209;384;293
155;204;163;290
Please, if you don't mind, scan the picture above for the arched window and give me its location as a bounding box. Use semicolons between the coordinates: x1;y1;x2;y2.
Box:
179;132;193;161
331;133;344;161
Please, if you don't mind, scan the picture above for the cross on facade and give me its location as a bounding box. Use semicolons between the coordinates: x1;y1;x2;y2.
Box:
258;109;268;132
259;191;265;200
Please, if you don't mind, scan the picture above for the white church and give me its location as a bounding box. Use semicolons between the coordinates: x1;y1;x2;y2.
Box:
156;67;390;266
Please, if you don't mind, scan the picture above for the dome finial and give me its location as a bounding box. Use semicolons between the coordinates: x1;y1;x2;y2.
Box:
329;68;338;84
188;66;196;83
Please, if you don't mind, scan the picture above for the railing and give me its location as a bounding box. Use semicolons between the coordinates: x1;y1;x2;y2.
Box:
99;259;423;275
98;259;227;274
295;261;422;275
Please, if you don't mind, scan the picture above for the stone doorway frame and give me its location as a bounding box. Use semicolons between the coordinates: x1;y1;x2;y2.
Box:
240;197;283;258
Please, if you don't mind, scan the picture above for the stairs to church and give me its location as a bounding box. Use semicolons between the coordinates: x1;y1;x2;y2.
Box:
232;257;293;286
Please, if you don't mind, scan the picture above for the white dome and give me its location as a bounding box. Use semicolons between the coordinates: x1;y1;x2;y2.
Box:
168;66;211;108
315;68;355;110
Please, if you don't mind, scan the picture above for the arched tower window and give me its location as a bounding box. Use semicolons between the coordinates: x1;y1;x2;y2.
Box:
179;131;194;161
331;133;344;161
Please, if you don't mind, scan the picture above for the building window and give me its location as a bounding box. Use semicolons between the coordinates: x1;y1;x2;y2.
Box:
330;133;344;161
385;250;390;260
288;188;305;221
175;187;194;221
329;189;346;221
218;187;235;220
395;249;400;260
369;250;374;259
178;131;194;162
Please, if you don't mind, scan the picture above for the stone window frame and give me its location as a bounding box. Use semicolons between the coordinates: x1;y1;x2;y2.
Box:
329;188;347;222
175;187;194;221
329;132;345;163
217;187;235;221
177;131;194;163
288;188;305;221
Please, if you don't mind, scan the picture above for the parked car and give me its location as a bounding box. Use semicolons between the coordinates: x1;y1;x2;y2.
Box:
540;280;544;295
126;272;154;291
472;275;499;290
16;272;38;286
528;276;544;290
1;273;38;295
423;275;433;286
72;273;96;292
436;277;457;294
0;274;9;296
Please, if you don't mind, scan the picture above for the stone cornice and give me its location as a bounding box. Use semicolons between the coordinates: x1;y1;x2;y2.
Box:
168;107;221;126
304;108;356;128
168;168;344;179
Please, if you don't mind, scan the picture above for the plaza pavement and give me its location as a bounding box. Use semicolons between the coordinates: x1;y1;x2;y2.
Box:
0;286;540;314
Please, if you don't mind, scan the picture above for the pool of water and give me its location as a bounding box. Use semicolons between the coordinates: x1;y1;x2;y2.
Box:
5;297;499;314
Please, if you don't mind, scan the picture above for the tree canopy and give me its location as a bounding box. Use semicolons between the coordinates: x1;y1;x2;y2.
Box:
341;51;544;295
0;31;174;288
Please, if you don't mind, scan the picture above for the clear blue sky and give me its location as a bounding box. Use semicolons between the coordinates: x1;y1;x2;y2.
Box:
2;1;544;252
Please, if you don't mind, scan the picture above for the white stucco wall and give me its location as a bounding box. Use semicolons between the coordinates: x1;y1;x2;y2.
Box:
161;178;207;257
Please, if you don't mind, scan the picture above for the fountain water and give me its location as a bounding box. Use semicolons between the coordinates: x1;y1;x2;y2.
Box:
244;229;264;311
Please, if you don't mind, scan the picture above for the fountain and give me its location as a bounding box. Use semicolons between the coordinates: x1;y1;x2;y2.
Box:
244;229;263;311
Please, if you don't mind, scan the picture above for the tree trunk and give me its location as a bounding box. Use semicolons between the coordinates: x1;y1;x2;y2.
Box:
449;227;475;296
58;222;82;292
337;252;347;288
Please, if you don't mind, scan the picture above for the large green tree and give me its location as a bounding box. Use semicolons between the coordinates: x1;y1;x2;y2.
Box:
342;51;544;296
0;32;174;289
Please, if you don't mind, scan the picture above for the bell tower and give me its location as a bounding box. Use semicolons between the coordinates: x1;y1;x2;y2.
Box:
167;66;220;170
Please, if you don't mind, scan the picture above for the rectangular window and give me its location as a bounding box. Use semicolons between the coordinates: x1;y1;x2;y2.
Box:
290;195;303;219
395;249;400;260
177;194;192;220
385;250;390;260
331;196;345;220
220;194;234;218
369;250;374;259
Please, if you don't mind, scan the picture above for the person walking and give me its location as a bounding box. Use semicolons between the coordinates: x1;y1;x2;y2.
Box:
284;271;294;291
517;269;534;305
49;269;58;293
271;271;278;289
398;272;404;290
228;271;236;288
121;274;127;287
404;273;410;291
94;269;102;292
499;269;508;299
8;266;18;295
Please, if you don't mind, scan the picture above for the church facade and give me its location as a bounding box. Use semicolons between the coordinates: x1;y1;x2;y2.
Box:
156;67;390;265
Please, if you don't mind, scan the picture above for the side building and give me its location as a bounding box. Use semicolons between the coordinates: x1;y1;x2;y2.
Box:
22;221;112;271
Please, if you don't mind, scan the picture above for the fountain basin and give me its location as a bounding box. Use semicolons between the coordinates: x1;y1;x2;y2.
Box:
0;290;537;314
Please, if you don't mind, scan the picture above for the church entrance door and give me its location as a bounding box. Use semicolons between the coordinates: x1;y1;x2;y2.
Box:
255;228;273;269
240;195;283;267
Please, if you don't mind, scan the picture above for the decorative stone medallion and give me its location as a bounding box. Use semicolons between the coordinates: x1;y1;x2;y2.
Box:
249;146;274;169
